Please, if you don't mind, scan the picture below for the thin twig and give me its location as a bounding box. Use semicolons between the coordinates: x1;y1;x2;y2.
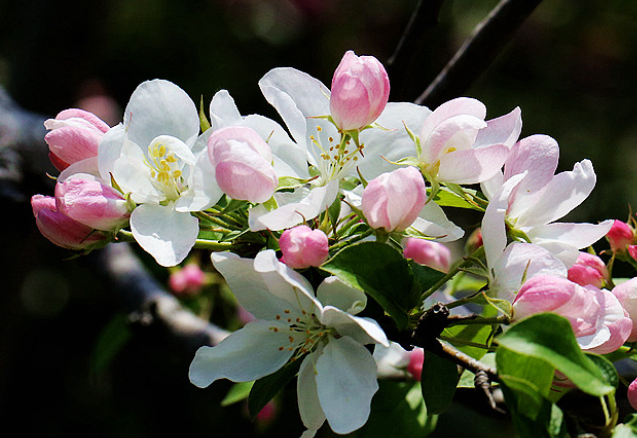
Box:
415;0;544;108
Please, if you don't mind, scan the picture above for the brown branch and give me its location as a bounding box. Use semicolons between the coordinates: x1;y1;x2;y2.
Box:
415;0;544;108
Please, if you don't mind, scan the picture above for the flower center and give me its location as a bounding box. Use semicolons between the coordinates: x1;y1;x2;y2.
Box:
310;125;363;185
270;308;334;361
146;141;185;202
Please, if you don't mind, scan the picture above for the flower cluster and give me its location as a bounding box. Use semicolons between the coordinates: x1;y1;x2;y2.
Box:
32;50;637;437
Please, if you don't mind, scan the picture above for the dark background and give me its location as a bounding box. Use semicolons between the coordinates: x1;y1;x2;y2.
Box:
1;0;636;436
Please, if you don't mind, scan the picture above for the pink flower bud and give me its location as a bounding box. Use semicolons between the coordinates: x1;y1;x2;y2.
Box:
44;109;109;171
279;225;329;269
54;175;130;232
403;238;451;272
567;252;609;288
361;166;427;232
406;348;424;381
607;219;633;252
628;378;637;410
464;228;483;254
329;50;390;132
513;275;601;337
168;263;207;296
612;278;637;342
31;194;105;250
629;245;637;262
208;126;278;203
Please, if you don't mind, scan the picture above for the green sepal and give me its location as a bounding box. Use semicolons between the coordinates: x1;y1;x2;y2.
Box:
199;95;211;132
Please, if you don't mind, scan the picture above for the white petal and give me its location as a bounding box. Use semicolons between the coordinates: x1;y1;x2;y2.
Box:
98;124;126;180
124;79;199;148
481;172;527;268
209;89;243;128
188;320;294;387
317;276;367;315
297;351;326;435
516;160;596;228
320;307;389;347
491;242;567;302
410;201;464;242
253;250;321;312
211;251;302;320
357;102;432;180
112;137;162;203
438;143;509;184
316;336;379;434
259;67;330;148
175;149;223;212
526;220;614;253
475;106;522;148
248;181;339;231
130;204;198;267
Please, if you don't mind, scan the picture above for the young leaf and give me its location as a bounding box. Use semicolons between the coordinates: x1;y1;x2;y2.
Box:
421;352;459;415
221;381;254;407
322;241;414;330
496;313;614;397
89;313;132;378
358;381;437;438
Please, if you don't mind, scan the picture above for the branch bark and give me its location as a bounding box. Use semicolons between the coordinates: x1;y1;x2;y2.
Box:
415;0;544;108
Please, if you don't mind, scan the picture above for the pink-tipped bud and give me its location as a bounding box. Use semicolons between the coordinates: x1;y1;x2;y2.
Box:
329;50;390;132
208;126;278;203
629;245;637;262
513;275;601;337
464;228;483;254
279;225;329;269
168;263;207;296
406;348;424;381
629;378;637;410
31;194;105;250
567;252;609;288
607;220;633;252
44;109;109;171
54;175;130;232
361;166;427;232
403;238;451;272
612;278;637;342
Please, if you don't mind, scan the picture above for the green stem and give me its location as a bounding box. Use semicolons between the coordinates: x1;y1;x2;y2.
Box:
421;246;485;301
116;229;235;252
438;335;495;351
446;315;509;327
329;229;374;252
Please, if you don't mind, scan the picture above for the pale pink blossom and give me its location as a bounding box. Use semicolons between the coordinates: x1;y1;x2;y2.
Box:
361;166;427;232
44;108;109;171
406;348;425;381
208;126;278;203
168;263;207;296
567;252;609;288
330;50;390;132
611;278;637;342
416;97;521;185
54;174;130;232
606;220;633;252
403;238;451;272
513;275;632;354
628;378;637;410
481;135;613;269
279;225;329;269
31;194;105;250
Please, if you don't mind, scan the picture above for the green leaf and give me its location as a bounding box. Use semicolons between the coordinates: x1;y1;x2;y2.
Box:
496;347;555;419
89;313;132;378
432;187;483;211
358;381;437;438
409;261;447;302
327;195;342;230
586;353;619;388
496;313;614;397
322;241;414;330
443;323;493;360
221;381;254;407
421;352;459;415
248;358;302;419
500;382;567;438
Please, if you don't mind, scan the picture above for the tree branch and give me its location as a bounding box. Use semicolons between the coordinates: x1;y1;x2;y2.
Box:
415;0;544;108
